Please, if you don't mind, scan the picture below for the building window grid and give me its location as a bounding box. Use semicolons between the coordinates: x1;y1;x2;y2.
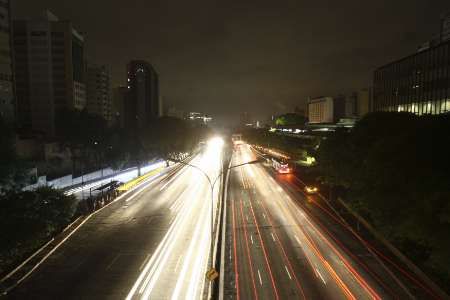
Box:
374;41;450;115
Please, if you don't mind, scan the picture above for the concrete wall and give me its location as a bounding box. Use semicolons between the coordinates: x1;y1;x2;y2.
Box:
22;161;162;191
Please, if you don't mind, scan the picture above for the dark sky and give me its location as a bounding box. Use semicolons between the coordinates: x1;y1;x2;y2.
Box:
13;0;450;123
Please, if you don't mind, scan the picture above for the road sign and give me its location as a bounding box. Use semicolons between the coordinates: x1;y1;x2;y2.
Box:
206;268;219;281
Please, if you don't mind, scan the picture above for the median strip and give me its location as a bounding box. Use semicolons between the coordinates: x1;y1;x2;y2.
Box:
117;167;164;191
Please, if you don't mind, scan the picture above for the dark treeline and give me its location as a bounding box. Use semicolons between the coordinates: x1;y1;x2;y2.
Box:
56;109;210;176
317;112;450;289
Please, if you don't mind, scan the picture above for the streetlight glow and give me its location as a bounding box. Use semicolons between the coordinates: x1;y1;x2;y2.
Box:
207;137;224;150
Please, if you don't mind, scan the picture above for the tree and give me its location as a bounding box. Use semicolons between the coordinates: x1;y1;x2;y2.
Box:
0;187;77;273
275;113;307;126
140;116;203;162
56;109;110;175
316;112;450;288
0;117;30;193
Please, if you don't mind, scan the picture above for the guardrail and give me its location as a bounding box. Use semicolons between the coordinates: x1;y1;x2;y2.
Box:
218;156;232;300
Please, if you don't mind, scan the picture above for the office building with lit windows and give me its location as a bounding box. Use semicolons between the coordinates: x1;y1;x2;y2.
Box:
308;96;345;124
373;39;450;115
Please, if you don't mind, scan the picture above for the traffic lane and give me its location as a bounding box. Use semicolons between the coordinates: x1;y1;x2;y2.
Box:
252;164;393;300
278;174;415;299
239;167;301;299
231;150;281;300
126;148;223;300
231;150;307;300
229;173;276;300
129;175;212;300
6;157;202;299
247;160;376;300
239;165;325;300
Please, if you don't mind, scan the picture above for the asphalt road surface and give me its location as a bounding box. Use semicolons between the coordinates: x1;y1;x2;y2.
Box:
6;144;223;300
224;144;421;300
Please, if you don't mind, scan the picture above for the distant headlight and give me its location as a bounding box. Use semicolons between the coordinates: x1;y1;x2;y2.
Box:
304;186;318;194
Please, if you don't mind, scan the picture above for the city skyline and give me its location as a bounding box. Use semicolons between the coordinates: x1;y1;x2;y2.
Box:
13;0;450;122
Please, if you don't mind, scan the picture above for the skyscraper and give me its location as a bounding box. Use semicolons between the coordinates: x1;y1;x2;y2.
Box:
111;86;127;128
0;0;14;123
125;60;160;130
13;11;86;136
86;64;112;123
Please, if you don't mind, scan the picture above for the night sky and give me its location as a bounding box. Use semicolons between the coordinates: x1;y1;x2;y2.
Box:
14;0;450;123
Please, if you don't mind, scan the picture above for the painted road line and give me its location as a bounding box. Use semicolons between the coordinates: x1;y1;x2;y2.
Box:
285;265;292;280
258;269;263;286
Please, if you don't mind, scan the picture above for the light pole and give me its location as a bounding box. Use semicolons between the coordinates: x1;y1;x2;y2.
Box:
172;151;261;281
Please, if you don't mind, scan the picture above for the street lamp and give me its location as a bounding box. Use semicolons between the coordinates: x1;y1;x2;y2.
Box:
171;141;261;282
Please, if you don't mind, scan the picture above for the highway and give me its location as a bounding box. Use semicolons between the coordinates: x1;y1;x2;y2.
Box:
223;144;417;300
6;141;223;300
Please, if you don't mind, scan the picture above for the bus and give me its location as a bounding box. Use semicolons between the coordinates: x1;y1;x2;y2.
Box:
272;158;292;174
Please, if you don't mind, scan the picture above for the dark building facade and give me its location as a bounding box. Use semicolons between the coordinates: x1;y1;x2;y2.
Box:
0;0;14;124
13;11;86;136
125;60;160;130
373;39;450;115
86;64;112;123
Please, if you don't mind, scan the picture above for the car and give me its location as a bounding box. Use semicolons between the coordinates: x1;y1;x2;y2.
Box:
304;185;318;194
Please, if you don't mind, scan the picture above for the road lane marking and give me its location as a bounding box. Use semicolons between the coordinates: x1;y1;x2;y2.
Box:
271;233;276;242
247;193;280;299
140;253;152;271
315;268;327;285
250;234;254;244
159;170;182;191
294;235;301;245
106;254;121;270
285;265;292;280
262;213;266;220
257;269;263;286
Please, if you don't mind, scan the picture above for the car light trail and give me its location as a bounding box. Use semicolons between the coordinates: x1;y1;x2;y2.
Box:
126;148;222;300
238;198;259;300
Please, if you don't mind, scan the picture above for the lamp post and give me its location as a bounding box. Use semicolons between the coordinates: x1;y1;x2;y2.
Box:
173;153;261;281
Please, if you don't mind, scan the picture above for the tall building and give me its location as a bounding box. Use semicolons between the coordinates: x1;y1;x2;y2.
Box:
13;11;86;136
344;88;372;118
86;64;112;123
125;60;160;130
373;39;450;115
440;12;450;43
0;0;14;123
308;96;345;124
111;86;127;128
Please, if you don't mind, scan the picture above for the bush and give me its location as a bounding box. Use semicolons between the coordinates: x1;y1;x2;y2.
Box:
0;187;77;274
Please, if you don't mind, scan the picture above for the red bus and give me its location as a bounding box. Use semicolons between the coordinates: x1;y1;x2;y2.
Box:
272;158;292;174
